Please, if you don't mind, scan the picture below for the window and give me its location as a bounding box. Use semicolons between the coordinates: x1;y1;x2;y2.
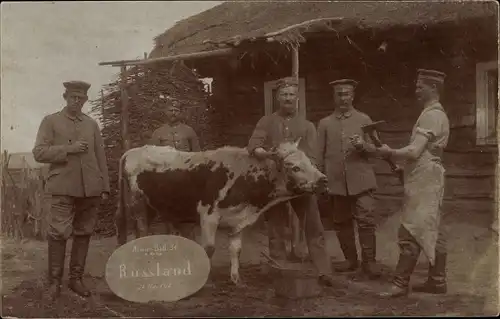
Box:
476;61;498;145
264;78;307;117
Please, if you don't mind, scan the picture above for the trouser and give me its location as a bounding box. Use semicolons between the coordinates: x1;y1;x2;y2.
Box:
331;190;377;265
393;221;448;287
47;195;100;283
266;194;332;276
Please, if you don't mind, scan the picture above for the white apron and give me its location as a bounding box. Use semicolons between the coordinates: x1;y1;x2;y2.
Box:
401;104;447;266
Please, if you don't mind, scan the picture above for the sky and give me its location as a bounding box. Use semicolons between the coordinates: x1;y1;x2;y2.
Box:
1;1;221;154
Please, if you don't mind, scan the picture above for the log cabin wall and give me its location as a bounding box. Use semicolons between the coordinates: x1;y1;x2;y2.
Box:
206;19;498;219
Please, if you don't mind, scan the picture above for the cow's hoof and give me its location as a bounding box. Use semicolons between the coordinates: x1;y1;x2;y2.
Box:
230;273;245;287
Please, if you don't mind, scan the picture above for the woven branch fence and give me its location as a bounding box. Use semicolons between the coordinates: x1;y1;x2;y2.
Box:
1;150;50;241
89;62;225;237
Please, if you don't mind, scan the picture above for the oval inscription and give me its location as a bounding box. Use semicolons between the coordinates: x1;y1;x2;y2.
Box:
105;235;211;303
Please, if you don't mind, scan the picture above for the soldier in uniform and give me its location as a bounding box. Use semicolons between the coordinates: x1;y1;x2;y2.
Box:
148;98;201;240
317;79;382;279
377;69;450;298
247;76;336;287
148;98;201;152
32;80;110;300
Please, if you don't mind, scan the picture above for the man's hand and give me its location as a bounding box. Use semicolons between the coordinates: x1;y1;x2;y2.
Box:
254;147;273;160
349;134;365;151
101;192;109;201
68;141;88;154
377;144;393;158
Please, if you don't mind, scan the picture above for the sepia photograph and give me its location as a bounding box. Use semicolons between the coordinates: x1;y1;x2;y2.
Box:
1;0;499;317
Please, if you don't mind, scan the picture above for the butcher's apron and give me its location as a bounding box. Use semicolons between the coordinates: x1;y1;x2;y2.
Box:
401;104;447;266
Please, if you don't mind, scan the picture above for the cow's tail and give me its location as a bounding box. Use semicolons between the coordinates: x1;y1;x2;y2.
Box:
115;151;129;247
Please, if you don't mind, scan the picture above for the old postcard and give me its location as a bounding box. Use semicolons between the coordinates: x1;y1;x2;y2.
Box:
1;0;499;317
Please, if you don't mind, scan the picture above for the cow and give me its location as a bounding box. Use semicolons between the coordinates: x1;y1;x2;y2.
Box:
114;138;327;286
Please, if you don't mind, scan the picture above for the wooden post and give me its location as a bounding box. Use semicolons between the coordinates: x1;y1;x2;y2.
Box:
120;65;130;151
290;43;308;258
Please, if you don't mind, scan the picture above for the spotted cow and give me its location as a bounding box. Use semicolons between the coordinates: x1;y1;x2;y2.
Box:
115;138;327;285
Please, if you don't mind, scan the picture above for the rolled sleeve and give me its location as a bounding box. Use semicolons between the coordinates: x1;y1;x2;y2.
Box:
416;110;444;142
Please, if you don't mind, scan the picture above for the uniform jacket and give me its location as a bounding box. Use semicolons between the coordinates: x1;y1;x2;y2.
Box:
317;108;378;196
247;112;318;165
148;122;201;152
32;110;110;198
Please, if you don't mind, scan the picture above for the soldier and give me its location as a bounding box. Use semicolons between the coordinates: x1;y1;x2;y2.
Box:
148;98;201;240
148;98;201;152
32;80;110;300
377;69;450;298
247;76;336;287
317;79;382;279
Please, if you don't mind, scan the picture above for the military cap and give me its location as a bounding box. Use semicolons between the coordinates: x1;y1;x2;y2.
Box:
63;80;91;95
168;99;181;110
160;97;181;110
275;76;299;90
417;69;446;85
329;79;358;92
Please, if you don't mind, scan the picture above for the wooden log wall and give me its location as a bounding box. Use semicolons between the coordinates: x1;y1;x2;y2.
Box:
209;22;497;216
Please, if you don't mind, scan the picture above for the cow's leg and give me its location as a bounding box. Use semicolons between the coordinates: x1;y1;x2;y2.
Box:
132;195;149;239
228;230;244;286
198;204;219;259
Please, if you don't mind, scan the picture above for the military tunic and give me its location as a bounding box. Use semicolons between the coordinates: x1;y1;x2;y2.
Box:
317;108;380;266
149;123;200;152
317;108;377;196
33;110;110;197
33;109;110;239
247;112;318;164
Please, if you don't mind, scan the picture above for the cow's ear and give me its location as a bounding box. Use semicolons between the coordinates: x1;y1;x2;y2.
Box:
293;137;302;148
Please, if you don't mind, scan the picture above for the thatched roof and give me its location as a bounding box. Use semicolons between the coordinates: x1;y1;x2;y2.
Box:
150;0;497;58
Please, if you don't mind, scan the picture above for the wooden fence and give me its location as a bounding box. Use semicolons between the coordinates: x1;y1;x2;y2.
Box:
1;151;50;240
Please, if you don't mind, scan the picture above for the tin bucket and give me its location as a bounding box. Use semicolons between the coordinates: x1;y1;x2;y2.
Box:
268;263;322;299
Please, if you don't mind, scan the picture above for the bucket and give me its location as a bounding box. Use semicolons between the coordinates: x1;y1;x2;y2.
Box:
268;263;322;299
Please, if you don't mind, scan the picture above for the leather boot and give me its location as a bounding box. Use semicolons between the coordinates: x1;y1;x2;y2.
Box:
412;252;447;294
333;227;359;272
358;228;382;279
378;252;419;298
68;235;91;297
47;237;67;302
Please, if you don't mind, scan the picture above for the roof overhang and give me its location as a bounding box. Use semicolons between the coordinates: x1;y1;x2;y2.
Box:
98;17;345;67
99;47;237;67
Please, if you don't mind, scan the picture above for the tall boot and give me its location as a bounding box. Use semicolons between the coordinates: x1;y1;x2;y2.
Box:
47;237;67;301
412;252;447;294
333;227;359;272
378;252;419;298
358;228;382;279
68;235;91;297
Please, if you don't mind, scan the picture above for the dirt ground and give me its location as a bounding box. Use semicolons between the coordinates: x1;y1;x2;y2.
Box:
2;208;499;317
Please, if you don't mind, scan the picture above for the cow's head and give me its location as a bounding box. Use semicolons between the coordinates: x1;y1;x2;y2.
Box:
269;138;327;194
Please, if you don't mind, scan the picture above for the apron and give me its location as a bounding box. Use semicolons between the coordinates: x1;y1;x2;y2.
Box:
401;104;447;266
